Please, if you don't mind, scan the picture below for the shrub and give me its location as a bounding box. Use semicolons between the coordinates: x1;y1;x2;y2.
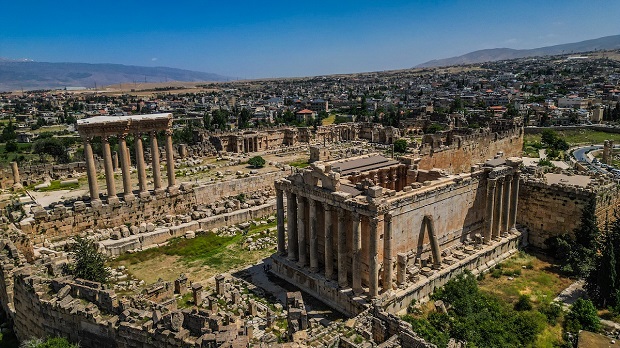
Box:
64;236;109;283
514;295;533;311
393;139;408;153
539;302;563;325
565;298;600;334
248;155;266;168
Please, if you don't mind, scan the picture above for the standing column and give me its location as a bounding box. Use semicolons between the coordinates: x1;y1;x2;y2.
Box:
485;178;496;244
383;213;393;293
309;199;318;272
83;137;100;202
118;134;134;201
337;210;348;288
352;213;363;295
276;189;286;255
287;192;298;260
134;133;148;197
369;216;380;298
297;196;307;267
502;175;512;235
510;171;520;231
10;161;22;189
150;131;163;193
324;206;334;280
102;136;118;204
493;178;504;240
165;130;176;191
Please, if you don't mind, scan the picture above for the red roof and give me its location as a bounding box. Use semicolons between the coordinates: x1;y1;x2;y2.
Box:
296;109;314;114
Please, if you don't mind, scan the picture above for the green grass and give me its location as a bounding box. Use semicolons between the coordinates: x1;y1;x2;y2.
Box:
115;220;277;267
288;159;309;168
525;129;620;147
322;114;336;125
29;179;80;192
478;251;573;307
115;233;240;265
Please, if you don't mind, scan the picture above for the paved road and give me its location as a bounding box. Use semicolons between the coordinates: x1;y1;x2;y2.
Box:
573;145;601;163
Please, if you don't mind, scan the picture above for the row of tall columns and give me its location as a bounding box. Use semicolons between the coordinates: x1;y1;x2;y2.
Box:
81;131;176;203
485;172;520;242
282;192;387;299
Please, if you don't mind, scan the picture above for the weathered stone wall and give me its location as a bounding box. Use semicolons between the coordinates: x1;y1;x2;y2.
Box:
417;127;523;174
19;171;286;244
518;178;620;248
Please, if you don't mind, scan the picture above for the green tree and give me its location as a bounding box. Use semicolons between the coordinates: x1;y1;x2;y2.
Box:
248;155;266;168
514;295;533;311
393;139;408;153
64;236;109;283
541;129;558;147
238;108;252;129
5;140;18;153
564;298;600;334
33;137;69;163
1;121;16;142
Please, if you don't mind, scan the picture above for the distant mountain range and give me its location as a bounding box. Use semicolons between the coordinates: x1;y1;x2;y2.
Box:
416;34;620;68
0;61;230;92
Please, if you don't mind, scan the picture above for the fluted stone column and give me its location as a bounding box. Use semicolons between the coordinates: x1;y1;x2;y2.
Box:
150;131;163;193
165;130;176;191
297;196;307;267
324;207;334;280
276;189;286;255
352;213;363;295
493;178;504;240
118;135;134;201
510;171;520;230
369;216;379;298
287;192;298;260
102;137;118;204
134;134;148;197
337;210;348;288
502;175;512;235
485;178;497;244
84;138;100;202
383;213;393;292
309;199;318;272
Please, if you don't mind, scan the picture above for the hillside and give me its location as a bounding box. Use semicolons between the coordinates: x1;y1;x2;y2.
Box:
416;34;620;68
0;61;230;91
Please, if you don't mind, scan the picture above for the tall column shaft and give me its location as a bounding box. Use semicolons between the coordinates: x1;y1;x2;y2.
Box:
502;176;512;234
102;137;117;202
165;131;176;189
134;134;147;194
485;178;497;244
426;215;442;268
352;213;362;295
309;199;318;272
510;171;520;230
324;207;334;280
287;192;298;260
150;132;163;191
369;216;379;298
297;196;307;267
493;178;504;239
10;161;21;188
276;189;286;255
84;138;100;201
118;135;134;201
337;210;348;288
383;213;393;292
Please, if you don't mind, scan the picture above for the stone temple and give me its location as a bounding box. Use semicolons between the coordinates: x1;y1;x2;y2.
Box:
272;153;523;315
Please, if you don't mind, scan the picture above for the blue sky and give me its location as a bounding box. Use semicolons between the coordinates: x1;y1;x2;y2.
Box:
1;0;620;78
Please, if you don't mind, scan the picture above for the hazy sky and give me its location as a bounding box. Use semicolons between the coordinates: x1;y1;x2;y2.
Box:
2;0;620;78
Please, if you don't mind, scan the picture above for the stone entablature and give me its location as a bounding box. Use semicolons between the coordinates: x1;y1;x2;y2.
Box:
76;113;176;204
